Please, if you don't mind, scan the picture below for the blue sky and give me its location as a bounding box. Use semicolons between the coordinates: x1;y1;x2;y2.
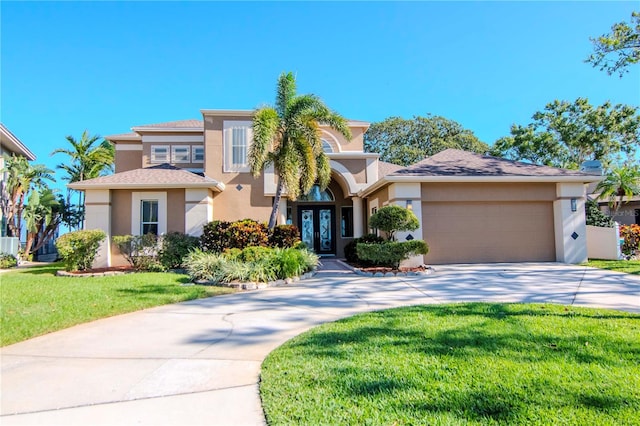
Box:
2;1;639;189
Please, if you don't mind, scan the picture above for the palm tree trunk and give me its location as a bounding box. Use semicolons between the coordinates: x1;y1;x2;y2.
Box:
268;179;285;229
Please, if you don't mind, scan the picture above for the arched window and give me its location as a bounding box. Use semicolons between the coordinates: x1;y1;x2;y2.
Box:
299;184;334;202
321;139;334;153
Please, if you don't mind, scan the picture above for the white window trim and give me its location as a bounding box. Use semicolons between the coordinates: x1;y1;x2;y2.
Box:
171;145;191;163
223;120;253;173
131;192;167;236
150;145;170;163
191;145;204;163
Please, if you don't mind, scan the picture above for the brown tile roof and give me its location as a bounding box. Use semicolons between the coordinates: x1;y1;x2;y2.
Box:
68;164;224;191
378;161;403;177
390;149;596;177
134;119;204;129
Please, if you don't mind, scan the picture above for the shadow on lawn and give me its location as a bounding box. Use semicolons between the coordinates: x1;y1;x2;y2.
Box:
15;263;62;276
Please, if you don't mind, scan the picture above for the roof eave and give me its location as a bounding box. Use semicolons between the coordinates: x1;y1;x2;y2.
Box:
358;175;602;198
68;181;225;192
0;123;36;160
130;127;203;133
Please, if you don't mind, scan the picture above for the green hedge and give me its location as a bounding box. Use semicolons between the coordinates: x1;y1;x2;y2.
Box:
357;240;428;269
201;219;301;253
344;234;385;264
55;229;106;272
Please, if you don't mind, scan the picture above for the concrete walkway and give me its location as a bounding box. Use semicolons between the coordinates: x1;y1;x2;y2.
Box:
1;262;639;425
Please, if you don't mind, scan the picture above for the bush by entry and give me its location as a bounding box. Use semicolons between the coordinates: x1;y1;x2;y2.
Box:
260;303;640;425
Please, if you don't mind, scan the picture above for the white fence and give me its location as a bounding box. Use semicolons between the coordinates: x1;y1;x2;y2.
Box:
586;224;620;260
0;237;20;257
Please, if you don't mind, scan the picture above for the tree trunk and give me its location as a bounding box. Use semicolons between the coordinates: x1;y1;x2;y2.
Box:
23;232;34;260
268;179;284;229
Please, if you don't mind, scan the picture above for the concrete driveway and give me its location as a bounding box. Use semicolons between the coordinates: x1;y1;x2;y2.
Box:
1;262;638;425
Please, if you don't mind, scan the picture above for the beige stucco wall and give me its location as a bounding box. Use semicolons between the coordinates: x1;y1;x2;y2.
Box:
334;159;367;184
115;149;143;173
601;202;640;226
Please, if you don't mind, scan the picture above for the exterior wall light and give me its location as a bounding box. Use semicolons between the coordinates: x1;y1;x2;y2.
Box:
571;198;577;212
406;200;413;210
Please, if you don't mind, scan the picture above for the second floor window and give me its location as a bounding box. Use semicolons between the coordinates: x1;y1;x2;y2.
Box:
151;146;170;163
172;146;190;163
192;146;204;163
224;121;252;172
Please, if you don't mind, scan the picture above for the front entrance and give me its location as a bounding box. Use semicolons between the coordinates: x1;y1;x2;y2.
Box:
298;206;336;255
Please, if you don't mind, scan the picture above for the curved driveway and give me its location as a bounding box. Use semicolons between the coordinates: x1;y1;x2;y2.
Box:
2;262;639;425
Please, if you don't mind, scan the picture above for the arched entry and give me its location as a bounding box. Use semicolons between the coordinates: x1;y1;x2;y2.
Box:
287;179;352;256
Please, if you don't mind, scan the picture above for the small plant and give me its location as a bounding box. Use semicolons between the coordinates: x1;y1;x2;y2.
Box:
357;240;428;269
112;234;165;271
158;232;199;269
0;253;18;269
55;229;106;272
369;205;419;241
183;249;227;282
269;225;301;248
344;234;385;264
620;224;640;256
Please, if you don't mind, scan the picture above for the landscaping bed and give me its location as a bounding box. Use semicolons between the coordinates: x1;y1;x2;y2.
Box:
261;303;640;425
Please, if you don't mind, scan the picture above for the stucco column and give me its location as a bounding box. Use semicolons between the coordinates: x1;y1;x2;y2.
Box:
553;183;588;264
277;197;287;225
185;189;210;236
352;196;364;238
84;189;111;268
388;182;424;267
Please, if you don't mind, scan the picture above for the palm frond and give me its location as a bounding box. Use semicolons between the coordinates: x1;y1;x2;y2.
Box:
250;107;280;177
276;72;296;118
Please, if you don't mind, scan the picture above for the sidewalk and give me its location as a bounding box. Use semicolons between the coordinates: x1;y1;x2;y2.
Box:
2;262;638;425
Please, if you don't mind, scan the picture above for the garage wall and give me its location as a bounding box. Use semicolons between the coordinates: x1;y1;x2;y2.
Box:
421;183;556;264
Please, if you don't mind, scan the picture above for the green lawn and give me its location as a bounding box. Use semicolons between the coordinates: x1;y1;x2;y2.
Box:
261;303;640;425
586;259;640;275
0;263;235;346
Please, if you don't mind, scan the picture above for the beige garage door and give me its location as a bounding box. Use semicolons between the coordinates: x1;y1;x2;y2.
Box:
422;202;555;264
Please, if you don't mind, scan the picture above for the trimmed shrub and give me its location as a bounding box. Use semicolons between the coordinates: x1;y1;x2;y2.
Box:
158;232;199;269
586;200;615;228
369;205;419;241
270;225;301;248
620;224;640;256
55;229;106;272
344;234;385;264
201;219;269;252
112;234;165;271
240;246;274;262
357;240;429;269
0;253;18;269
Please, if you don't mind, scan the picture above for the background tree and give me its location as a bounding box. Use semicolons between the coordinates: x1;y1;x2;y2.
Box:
595;165;640;214
490;98;640;169
23;188;61;259
51;131;114;229
364;115;488;166
586;11;640;76
250;72;351;229
1;154;54;238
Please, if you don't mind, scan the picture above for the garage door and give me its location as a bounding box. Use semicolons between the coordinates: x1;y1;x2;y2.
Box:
422;202;555;264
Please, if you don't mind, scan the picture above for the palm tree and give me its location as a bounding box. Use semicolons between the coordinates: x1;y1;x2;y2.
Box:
250;72;352;228
595;165;640;214
23;187;60;258
51;131;114;227
1;154;55;238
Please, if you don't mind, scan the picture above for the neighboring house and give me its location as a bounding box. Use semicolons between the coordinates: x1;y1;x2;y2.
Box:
69;110;600;267
1;123;37;255
588;182;640;226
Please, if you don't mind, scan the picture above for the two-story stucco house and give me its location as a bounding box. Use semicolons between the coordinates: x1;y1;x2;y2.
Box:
69;110;601;267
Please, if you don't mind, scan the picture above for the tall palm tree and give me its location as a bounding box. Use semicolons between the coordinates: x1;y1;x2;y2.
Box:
23;187;60;258
595;165;640;214
250;72;352;228
1;154;54;238
51;131;114;227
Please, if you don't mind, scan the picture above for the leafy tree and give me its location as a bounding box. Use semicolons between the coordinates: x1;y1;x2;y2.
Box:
364;115;488;166
249;72;351;228
369;205;419;241
586;11;640;76
0;154;54;238
585;199;615;228
595;165;640;214
491;98;640;169
51;131;114;229
23;188;61;258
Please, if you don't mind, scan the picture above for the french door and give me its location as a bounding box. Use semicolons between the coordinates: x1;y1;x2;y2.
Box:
298;206;335;255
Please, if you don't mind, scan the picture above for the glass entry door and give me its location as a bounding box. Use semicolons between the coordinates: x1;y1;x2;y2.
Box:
298;206;335;255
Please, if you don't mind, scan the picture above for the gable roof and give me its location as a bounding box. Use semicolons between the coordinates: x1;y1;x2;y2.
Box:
68;163;224;191
360;149;601;197
378;161;403;177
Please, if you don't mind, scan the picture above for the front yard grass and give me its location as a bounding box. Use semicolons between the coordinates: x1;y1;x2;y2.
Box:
586;259;640;275
261;303;640;425
0;263;235;346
